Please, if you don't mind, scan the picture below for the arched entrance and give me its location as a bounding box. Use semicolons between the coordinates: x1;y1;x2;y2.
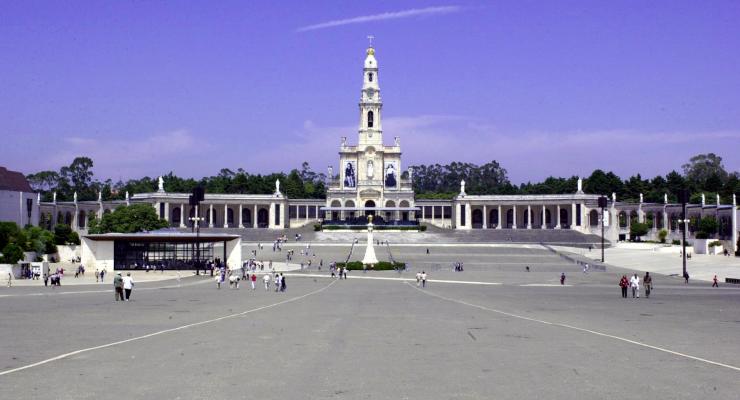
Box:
559;208;568;228
172;207;181;227
589;210;599;226
399;200;410;222
506;209;514;228
78;210;86;228
365;200;375;217
472;209;483;229
257;208;269;228
330;200;341;221
242;208;252;227
490;208;499;228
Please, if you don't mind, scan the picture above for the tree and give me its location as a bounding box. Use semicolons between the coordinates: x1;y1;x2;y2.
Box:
658;229;668;244
584;170;623;197
87;203;168;234
696;217;718;239
630;222;649;241
1;243;24;264
54;224;74;245
682;153;728;188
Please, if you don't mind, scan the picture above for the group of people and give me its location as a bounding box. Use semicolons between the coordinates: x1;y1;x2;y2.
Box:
329;263;348;279
453;262;464;272
619;272;652;298
416;271;428;287
113;272;134;301
94;268;107;283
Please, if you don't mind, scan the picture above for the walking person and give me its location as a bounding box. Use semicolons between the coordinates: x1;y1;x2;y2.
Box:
619;275;629;298
712;274;719;288
6;272;11;287
95;269;99;283
122;273;134;301
263;273;271;291
251;273;256;290
643;272;652;298
683;272;690;284
100;268;105;283
280;273;286;292
560;273;566;285
274;273;280;292
630;273;640;298
421;271;427;288
416;271;421;287
113;273;124;301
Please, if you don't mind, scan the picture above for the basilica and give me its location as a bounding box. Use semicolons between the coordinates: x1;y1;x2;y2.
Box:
32;44;738;253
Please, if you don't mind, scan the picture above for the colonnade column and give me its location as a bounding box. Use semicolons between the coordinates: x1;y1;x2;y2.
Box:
497;205;502;229
466;202;472;229
571;203;576;230
209;204;214;228
512;206;517;229
483;205;487;229
555;204;561;229
253;204;258;228
238;204;244;228
164;202;169;223
180;203;186;228
223;204;229;228
541;205;546;229
527;205;532;229
269;203;275;229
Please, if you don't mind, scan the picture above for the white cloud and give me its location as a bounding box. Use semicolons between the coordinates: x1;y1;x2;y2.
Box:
296;6;462;32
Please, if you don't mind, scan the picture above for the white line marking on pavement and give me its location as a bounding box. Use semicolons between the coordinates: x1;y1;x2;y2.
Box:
0;279;210;298
288;273;502;286
0;279;336;377
407;283;740;373
519;284;572;287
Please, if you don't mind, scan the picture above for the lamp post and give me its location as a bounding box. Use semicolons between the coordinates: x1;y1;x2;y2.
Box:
677;189;690;280
598;196;608;263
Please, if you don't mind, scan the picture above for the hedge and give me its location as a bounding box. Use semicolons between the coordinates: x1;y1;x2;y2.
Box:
335;261;406;271
320;225;425;231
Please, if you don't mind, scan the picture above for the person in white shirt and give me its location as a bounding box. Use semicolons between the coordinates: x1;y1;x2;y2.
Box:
421;271;427;288
629;274;640;298
122;273;134;301
263;274;271;291
416;272;421;287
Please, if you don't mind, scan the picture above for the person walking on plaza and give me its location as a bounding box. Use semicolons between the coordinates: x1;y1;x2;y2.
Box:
619;275;629;298
421;271;427;288
274;273;280;292
280;273;286;292
630;273;640;298
560;273;566;285
122;273;134;301
643;272;652;298
251;273;257;290
95;269;99;282
113;273;124;301
683;272;690;284
263;273;271;291
416;272;421;287
712;275;719;287
6;272;11;287
215;273;223;289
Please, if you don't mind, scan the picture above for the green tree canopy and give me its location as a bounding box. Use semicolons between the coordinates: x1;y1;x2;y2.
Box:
88;203;169;234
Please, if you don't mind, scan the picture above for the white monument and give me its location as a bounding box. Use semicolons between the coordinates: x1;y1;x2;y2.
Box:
157;176;165;193
73;192;77;203
362;215;379;267
275;179;281;195
577;178;584;194
125;191;130;205
53;191;57;203
460;179;466;196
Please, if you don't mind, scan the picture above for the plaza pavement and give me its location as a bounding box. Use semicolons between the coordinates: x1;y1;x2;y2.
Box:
2;244;740;399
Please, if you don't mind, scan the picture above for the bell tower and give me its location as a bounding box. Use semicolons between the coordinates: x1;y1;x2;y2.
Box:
359;37;382;146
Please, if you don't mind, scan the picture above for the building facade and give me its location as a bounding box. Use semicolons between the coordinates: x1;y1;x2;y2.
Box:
26;45;738;253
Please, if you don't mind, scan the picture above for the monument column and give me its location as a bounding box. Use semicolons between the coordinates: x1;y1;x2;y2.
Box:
483;205;487;229
223;204;229;228
556;204;561;229
497;205;502;229
512;205;517;229
180;203;186;228
527;205;532;229
253;204;258;228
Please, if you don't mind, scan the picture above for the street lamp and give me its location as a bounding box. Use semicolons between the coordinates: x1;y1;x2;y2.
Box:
678;189;690;280
598;196;608;263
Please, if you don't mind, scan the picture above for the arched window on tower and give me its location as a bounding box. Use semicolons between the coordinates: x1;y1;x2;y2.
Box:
367;110;374;128
368;72;373;82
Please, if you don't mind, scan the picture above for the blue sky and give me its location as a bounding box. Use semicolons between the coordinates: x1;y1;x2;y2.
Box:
1;0;739;183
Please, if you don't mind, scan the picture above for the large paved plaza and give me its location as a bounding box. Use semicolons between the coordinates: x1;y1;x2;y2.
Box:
2;244;740;399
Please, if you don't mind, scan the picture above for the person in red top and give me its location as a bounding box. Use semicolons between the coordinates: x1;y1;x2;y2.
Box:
251;273;257;290
619;275;629;298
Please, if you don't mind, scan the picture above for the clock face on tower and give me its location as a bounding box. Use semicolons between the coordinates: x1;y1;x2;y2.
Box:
366;89;374;100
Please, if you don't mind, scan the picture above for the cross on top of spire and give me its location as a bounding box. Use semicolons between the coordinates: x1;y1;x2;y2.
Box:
367;35;375;47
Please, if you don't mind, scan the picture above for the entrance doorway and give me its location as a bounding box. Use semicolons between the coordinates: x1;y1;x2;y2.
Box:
365;200;376;216
257;208;269;228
